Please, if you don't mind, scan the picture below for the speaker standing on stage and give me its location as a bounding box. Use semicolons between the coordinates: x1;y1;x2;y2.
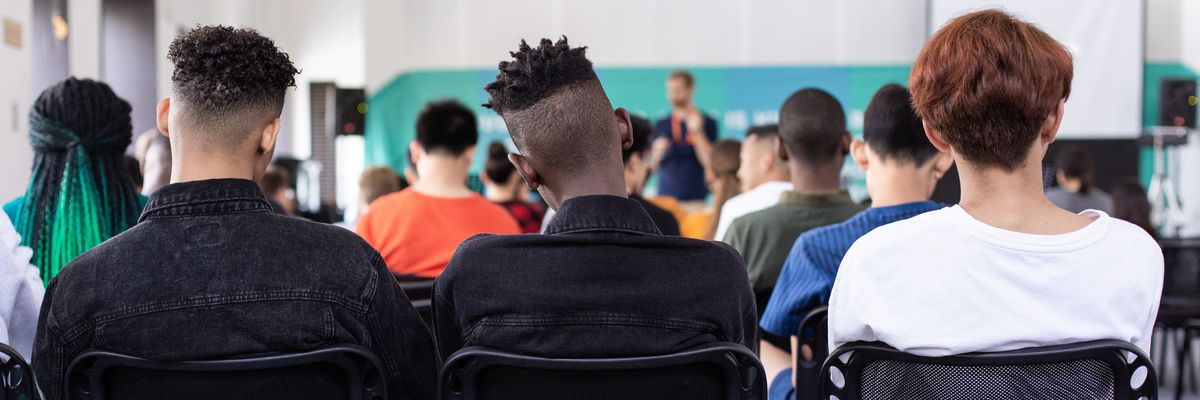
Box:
651;70;718;203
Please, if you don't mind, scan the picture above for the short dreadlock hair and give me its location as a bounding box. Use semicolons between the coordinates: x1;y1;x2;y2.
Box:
168;25;299;147
484;37;622;174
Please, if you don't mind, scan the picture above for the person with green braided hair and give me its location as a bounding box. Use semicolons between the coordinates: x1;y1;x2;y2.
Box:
2;77;146;284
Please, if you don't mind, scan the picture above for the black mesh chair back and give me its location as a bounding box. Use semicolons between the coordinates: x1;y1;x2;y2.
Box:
66;345;387;400
0;343;39;400
439;342;765;400
1159;238;1200;326
794;306;828;399
821;340;1156;400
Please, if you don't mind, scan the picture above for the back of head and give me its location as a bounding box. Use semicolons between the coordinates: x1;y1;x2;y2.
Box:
706;139;742;239
623;115;653;163
484;37;618;178
1055;146;1094;192
416;100;478;156
18;77;142;280
484;142;516;183
168;25;298;151
260;165;290;195
778;88;847;166
910;9;1072;171
359;166;401;205
1111;180;1155;239
863;84;938;165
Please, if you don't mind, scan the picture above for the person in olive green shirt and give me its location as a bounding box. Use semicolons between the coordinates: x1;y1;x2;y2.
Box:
723;88;865;317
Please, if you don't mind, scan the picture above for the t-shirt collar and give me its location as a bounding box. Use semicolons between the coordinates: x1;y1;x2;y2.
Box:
777;190;855;207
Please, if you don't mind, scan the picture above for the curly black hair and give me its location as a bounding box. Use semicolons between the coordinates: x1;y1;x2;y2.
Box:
484;37;597;114
168;25;298;133
416;100;478;156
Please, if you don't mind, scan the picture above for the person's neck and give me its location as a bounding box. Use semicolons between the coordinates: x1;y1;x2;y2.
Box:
671;104;692;117
484;183;517;202
1059;178;1083;192
413;156;473;198
867;166;935;208
171;150;258;183
787;161;842;195
958;158;1090;234
551;169;628;206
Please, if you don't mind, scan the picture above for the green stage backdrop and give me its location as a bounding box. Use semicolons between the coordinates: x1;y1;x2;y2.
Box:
365;63;1198;192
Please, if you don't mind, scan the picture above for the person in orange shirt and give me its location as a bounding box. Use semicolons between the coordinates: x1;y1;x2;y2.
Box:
357;100;520;279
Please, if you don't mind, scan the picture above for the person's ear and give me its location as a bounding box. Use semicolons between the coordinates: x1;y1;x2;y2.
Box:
849;139;870;172
461;145;477;167
156;98;171;138
409;141;423;166
840;131;852;156
508;153;541;190
615;108;633;151
930;151;954;180
774;135;790;161
259;118;281;157
923;121;952;153
1041;100;1065;144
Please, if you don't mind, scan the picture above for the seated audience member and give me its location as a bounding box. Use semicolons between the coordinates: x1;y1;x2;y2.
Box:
715;124;791;242
1111;180;1157;240
482;142;545;233
5;78;145;283
650;69;718;203
338;165;403;230
434;37;756;360
1047;146;1112;213
357;101;520;278
682;140;742;239
134;129;172;195
124;155;144;193
724;88;865;315
259;164;295;215
33;26;436;400
758;84;952;398
0;213;44;360
627;116;681;236
829;10;1162;357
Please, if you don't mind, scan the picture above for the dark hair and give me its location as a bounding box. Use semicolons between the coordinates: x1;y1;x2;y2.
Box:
669;69;695;87
484;37;597;114
1111;180;1157;240
484;142;516;183
623;115;653;163
746;124;778;140
124;155;143;189
358;166;400;205
778;88;847;165
863;84;938;164
260;165;289;195
16;77;142;282
910;9;1072;171
168;25;298;143
705;140;742;240
416;100;478;156
1055;146;1095;193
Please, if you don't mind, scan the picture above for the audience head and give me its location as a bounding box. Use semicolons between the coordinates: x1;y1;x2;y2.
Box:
850;84;952;201
161;25;298;181
124;155;144;193
706;139;743;239
910;9;1072;173
259;165;295;215
18;77;142;279
623;115;654;195
1111;180;1157;240
484;37;632;209
738;124;788;192
666;69;696;109
483;142;526;201
413;100;478;160
358;166;401;212
777;88;851;175
1054;146;1096;194
134;128;172;194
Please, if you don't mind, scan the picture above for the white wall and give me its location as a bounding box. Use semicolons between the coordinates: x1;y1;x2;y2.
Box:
363;0;928;91
68;0;102;79
0;0;33;201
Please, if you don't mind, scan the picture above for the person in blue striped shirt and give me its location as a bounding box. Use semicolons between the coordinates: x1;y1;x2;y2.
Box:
760;84;953;399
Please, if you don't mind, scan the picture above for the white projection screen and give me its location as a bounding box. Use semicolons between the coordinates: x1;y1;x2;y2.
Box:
929;1;1144;139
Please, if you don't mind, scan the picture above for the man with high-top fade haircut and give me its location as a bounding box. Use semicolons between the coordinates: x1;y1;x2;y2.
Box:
433;37;757;360
33;26;437;400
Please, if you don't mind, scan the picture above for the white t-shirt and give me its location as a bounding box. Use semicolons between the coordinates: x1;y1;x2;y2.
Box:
715;181;792;242
829;206;1162;356
0;213;44;360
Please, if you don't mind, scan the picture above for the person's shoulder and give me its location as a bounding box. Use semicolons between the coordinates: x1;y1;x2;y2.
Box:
845;207;955;257
1099;213;1161;254
268;213;384;261
797;210;871;251
440;233;528;278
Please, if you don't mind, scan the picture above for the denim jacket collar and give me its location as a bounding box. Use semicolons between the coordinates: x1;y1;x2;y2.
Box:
544;195;661;236
140;178;273;222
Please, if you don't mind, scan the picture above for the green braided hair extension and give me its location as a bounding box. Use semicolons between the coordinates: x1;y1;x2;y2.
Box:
16;78;140;284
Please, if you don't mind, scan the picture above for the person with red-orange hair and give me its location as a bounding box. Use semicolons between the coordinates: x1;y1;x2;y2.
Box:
827;9;1162;361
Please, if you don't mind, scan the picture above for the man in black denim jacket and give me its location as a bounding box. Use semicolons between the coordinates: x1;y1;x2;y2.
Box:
433;37;757;361
33;26;437;400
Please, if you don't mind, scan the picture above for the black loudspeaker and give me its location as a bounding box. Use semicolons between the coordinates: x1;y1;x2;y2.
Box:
335;88;367;135
1160;79;1197;128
